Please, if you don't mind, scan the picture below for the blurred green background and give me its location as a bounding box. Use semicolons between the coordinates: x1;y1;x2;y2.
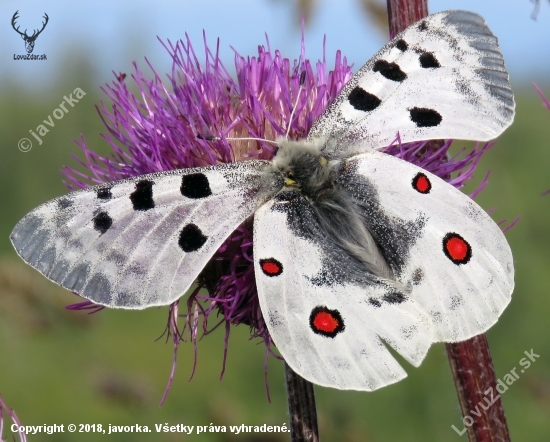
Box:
1;1;550;441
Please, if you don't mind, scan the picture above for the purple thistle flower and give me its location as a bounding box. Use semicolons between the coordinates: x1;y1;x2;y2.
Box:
62;33;494;393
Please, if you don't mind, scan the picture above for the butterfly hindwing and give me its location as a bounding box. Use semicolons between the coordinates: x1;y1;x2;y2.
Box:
11;161;279;309
337;151;514;342
308;10;515;154
253;193;433;391
254;147;514;390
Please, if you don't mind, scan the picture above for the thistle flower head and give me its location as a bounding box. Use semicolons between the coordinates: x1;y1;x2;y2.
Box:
63;33;491;386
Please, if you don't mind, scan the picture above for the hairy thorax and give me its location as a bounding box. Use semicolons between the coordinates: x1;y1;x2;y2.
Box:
270;140;336;202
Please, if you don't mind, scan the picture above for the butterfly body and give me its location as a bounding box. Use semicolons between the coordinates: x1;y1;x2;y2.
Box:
11;10;515;391
271;140;396;282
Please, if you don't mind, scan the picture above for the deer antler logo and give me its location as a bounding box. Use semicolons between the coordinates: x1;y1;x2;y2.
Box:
11;11;49;54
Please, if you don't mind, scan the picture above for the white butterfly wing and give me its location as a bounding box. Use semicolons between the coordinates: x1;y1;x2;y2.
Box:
338;151;513;342
308;10;515;154
11;161;280;309
253;193;433;391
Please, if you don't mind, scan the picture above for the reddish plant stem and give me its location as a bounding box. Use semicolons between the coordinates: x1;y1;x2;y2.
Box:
385;1;511;441
284;362;319;442
446;337;511;441
386;0;428;37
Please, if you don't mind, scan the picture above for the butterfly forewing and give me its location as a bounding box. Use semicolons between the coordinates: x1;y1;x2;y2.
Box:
308;10;515;154
11;161;280;308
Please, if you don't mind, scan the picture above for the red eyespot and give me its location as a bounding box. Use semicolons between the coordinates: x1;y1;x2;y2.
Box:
443;233;472;264
412;172;431;194
259;258;283;276
309;306;345;338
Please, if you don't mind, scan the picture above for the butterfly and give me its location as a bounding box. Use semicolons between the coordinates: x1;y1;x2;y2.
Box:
11;10;515;391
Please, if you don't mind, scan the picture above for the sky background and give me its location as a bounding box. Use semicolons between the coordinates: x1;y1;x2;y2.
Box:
1;0;549;94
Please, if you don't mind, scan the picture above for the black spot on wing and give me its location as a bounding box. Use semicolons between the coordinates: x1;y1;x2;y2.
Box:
419;52;440;68
368;298;382;308
97;187;112;200
419;20;428;31
409;107;442;127
373;60;407;82
178;224;207;252
130;180;155;211
383;292;407;304
181;173;212;199
93;211;112;234
395;39;408;51
348;87;381;112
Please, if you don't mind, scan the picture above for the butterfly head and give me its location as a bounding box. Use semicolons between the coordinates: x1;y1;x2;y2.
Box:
271;140;334;199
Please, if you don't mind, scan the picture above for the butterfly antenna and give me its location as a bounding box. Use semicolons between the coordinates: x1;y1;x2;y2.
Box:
284;71;307;140
197;71;306;147
197;134;279;147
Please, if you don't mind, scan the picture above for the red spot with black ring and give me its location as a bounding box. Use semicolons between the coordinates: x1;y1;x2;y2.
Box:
443;232;472;264
259;258;283;276
309;306;345;338
412;172;432;194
